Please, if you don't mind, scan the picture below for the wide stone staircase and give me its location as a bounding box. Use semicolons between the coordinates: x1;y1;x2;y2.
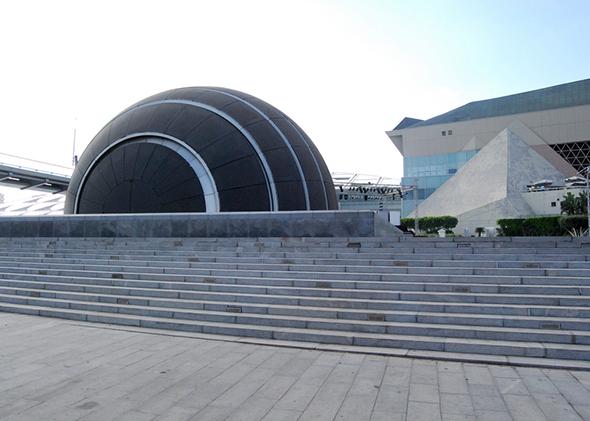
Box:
1;236;590;367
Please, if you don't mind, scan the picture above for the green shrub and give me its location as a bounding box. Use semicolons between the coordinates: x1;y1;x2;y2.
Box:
521;216;562;236
400;216;458;233
561;191;588;215
417;217;435;233
440;216;459;231
497;216;585;236
400;218;415;229
497;218;525;236
558;215;588;233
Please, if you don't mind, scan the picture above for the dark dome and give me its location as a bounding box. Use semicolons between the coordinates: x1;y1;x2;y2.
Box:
64;87;337;214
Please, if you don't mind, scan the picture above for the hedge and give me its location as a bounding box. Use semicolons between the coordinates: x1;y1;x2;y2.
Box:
497;215;586;236
400;218;415;229
558;215;588;233
497;219;525;236
522;216;562;236
399;216;458;233
405;215;588;236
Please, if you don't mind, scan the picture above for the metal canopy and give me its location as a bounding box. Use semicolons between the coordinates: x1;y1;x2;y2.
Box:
0;163;71;193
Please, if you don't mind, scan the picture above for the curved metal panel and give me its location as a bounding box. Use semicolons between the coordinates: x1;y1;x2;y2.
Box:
132;100;278;211
203;88;311;210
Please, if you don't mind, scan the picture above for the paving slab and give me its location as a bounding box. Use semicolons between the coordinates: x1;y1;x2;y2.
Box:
2;314;590;420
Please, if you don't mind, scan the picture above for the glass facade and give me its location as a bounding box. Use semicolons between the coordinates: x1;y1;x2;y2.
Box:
401;150;478;216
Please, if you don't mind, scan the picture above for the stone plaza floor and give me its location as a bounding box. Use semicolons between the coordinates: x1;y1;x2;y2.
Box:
1;313;590;421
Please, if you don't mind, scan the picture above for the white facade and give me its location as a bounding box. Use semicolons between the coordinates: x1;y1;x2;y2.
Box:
522;187;585;215
387;78;590;230
389;104;590;160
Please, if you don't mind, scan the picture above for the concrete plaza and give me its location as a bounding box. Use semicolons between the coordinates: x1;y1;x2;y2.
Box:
1;313;589;421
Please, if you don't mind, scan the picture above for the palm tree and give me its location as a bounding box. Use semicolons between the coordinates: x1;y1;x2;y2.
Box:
561;192;587;215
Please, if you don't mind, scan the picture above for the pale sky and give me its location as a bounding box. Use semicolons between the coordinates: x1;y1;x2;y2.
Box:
1;0;589;201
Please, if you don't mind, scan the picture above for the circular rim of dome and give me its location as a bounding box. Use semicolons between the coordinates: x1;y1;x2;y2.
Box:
74;134;221;213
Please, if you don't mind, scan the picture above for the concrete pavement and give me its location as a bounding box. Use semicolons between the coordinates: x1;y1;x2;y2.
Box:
1;313;590;420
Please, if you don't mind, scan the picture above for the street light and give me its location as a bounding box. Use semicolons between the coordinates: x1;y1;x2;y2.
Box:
586;166;589;237
414;177;419;233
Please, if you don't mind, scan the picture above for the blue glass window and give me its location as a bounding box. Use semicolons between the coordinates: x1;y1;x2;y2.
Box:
404;150;478;178
401;149;478;216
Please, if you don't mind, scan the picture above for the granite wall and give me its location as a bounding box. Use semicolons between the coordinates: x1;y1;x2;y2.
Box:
0;211;401;238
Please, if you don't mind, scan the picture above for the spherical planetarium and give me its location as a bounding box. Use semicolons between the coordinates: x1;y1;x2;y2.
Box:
64;87;338;214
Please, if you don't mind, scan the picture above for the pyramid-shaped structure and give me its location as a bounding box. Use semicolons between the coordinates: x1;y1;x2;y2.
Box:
411;128;573;227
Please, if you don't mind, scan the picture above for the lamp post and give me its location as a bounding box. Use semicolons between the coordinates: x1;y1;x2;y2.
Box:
414;177;419;234
586;166;590;237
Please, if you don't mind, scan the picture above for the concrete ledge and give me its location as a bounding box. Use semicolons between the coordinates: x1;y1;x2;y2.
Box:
73;321;590;371
0;211;402;238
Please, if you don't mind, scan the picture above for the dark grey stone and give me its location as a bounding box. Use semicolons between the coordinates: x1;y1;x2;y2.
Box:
152;220;172;237
207;218;228;238
38;220;53;237
0;211;401;238
170;219;189;237
0;220;11;237
116;219;136;237
52;220;67;237
69;220;85;237
99;220;117;237
133;219;154;238
246;218;270;237
188;219;207;237
290;218;317;237
226;218;249;238
83;220;101;237
10;220;38;237
268;217;291;237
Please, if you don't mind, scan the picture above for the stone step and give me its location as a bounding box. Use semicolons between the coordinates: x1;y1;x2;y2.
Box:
2;274;590;309
1;285;589;330
1;248;589;264
2;266;590;297
2;264;590;291
4;252;590;271
2;237;584;249
6;256;590;278
2;236;590;364
0;301;588;360
2;239;590;253
4;282;588;319
4;253;590;270
0;292;587;344
8;245;590;256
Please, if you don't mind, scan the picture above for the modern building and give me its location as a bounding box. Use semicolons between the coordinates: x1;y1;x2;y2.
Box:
387;78;590;230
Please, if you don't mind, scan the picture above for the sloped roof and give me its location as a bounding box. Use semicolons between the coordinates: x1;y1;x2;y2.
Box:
393;117;424;130
398;78;590;129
